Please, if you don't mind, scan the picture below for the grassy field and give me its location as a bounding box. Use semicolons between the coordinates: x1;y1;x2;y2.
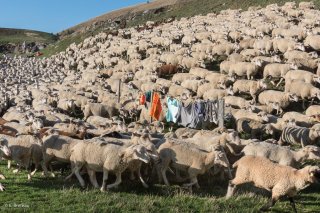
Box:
0;162;320;212
0;28;57;45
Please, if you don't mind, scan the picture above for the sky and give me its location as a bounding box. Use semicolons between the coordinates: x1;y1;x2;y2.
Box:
0;0;148;33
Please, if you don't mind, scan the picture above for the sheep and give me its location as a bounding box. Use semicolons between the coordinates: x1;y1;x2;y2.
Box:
181;79;206;93
273;38;305;53
205;72;235;88
263;63;298;85
233;79;267;101
285;81;320;108
69;140;150;191
278;124;320;147
212;43;239;56
304;35;320;51
228;60;262;79
57;99;76;114
42;132;83;177
174;128;199;139
241;142;320;168
0;135;43;180
226;156;320;212
258;90;298;114
223;96;254;110
188;131;242;157
299;1;315;9
157;140;230;187
285;70;320;85
236;118;272;139
203;87;234;100
171;73;199;84
306;105;320;117
232;110;269;123
83;102;119;120
282;111;317;128
168;84;193;98
156;64;178;77
189;67;211;79
180;57;205;69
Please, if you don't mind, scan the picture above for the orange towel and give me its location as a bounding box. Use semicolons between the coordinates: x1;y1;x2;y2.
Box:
139;94;146;105
150;92;162;120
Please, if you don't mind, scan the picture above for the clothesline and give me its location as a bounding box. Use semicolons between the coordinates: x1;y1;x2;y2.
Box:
139;91;223;129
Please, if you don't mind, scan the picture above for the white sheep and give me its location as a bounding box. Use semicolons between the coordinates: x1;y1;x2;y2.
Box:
226;156;320;212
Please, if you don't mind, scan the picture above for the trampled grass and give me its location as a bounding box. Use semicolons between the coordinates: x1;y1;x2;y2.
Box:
0;162;319;212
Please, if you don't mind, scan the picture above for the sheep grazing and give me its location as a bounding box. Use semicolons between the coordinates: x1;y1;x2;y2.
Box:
236;118;271;139
158;140;230;188
226;156;320;212
279;124;320;147
242;142;320;168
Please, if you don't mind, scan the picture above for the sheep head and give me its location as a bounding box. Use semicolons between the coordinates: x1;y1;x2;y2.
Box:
301;165;320;184
302;146;320;161
126;144;150;164
288;93;299;102
0;138;11;157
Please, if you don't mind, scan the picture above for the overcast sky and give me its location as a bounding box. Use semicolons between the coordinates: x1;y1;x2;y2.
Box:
0;0;147;33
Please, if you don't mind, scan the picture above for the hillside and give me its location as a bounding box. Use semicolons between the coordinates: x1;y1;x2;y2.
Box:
41;0;320;57
0;28;57;44
0;28;57;54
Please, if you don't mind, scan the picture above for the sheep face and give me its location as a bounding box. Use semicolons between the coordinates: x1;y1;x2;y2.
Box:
130;145;150;164
303;166;320;184
213;149;230;168
226;130;241;145
257;112;269;123
288;93;299;102
0;138;11;157
303;146;320;161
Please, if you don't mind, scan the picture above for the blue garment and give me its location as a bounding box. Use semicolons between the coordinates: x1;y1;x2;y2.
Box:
166;97;179;123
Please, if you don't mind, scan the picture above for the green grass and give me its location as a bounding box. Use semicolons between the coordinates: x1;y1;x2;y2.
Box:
0;162;320;212
0;28;57;45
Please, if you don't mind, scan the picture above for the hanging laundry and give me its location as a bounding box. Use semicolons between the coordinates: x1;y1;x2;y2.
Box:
139;94;146;105
166;97;180;123
189;101;205;129
176;103;193;127
150;92;162;121
145;91;152;102
204;100;219;124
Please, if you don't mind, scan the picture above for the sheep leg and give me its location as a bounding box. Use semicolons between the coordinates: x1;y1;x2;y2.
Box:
260;198;276;212
7;160;11;169
107;172;122;189
0;183;4;191
137;167;149;188
100;169;109;192
183;177;199;188
276;78;284;87
87;168;99;189
161;167;170;186
74;167;86;188
226;181;237;198
289;197;297;213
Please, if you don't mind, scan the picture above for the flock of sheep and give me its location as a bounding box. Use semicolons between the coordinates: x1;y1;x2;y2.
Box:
1;1;320;212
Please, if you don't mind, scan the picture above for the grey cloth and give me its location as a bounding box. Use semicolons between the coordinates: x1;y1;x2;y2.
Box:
204;100;218;124
176;103;193;127
176;101;206;129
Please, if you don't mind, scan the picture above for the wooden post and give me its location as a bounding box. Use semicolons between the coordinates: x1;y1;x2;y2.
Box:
117;79;121;103
218;99;225;128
